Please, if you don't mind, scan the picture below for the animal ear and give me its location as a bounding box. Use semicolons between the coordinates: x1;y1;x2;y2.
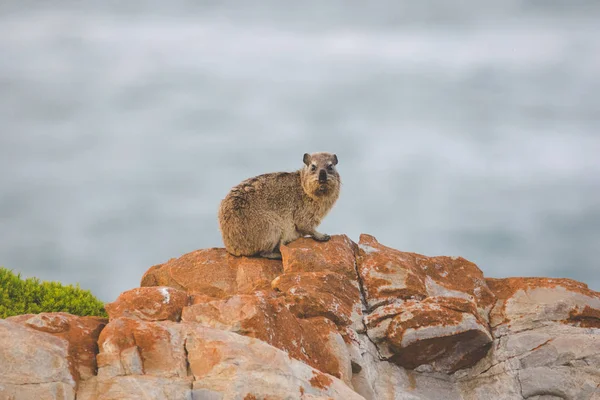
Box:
332;154;338;165
303;153;311;166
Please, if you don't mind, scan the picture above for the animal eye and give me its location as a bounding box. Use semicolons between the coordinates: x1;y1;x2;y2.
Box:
310;165;317;171
327;164;333;170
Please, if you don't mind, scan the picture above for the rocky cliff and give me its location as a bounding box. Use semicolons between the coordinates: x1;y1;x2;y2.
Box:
1;234;599;399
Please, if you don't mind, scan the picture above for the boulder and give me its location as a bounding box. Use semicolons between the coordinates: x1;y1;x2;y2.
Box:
357;234;494;316
140;247;282;297
181;293;347;380
96;318;188;379
487;277;600;336
185;324;364;399
0;319;75;399
356;234;427;307
457;277;600;400
356;234;495;373
6;312;106;381
272;271;363;328
458;324;600;400
365;296;492;372
281;234;359;282
90;317;362;399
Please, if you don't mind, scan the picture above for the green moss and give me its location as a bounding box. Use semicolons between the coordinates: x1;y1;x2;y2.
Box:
0;267;107;318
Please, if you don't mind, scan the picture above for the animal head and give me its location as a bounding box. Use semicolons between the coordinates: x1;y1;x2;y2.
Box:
301;152;340;198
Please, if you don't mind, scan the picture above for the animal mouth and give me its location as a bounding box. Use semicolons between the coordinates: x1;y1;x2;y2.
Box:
315;182;329;195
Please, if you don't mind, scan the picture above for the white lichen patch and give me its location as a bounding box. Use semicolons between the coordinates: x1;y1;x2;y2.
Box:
159;287;171;304
365;266;409;295
359;244;379;254
331;300;341;312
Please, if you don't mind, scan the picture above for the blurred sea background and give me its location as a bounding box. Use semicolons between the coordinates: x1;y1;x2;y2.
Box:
1;1;599;302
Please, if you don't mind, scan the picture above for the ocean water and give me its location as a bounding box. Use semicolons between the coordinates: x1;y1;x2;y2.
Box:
1;1;599;301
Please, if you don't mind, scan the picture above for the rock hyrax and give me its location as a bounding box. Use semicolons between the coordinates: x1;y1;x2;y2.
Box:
218;152;341;259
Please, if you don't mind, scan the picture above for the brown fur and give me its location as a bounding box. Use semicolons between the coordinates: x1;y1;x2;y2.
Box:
218;152;341;259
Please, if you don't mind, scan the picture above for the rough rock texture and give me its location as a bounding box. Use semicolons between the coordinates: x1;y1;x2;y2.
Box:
1;233;599;399
96;318;188;380
357;234;496;373
281;234;359;281
140;248;283;298
455;277;600;400
486;277;600;335
0;319;76;400
366;296;493;373
6;312;107;381
104;286;188;322
186;325;363;399
273;271;363;329
181;292;347;381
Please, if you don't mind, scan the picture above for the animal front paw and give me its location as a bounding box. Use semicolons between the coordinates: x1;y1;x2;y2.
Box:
313;233;331;242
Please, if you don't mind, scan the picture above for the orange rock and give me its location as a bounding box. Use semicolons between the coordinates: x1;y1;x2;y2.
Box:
306;317;353;385
381;297;492;373
184;325;364;399
569;305;600;328
232;255;284;293
7;233;600;400
189;293;221;305
140;248;282;297
281;235;359;282
486;277;600;335
97;318;188;379
356;234;427;308
272;271;362;328
309;370;333;390
104;286;189;322
7;312;107;381
82;322;361;399
357;234;495;317
181;293;344;379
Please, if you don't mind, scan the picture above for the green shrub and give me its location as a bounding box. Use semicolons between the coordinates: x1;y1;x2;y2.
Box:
0;267;107;318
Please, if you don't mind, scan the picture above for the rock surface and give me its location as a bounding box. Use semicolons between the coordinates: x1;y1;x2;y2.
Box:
1;233;599;399
104;286;188;322
140;248;283;298
0;319;76;400
6;312;107;381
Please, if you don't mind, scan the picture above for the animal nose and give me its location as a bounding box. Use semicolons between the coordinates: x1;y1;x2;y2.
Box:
319;169;327;182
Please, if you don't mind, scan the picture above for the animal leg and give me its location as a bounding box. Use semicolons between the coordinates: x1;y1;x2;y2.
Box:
296;226;331;242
